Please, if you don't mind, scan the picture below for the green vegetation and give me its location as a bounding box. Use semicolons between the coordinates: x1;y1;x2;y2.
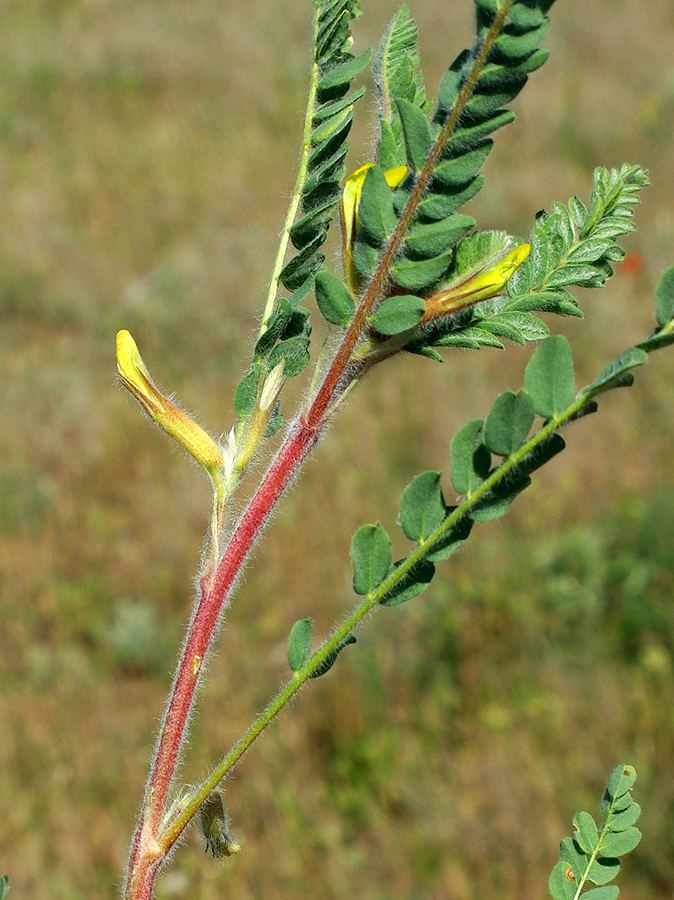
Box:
1;0;673;897
549;764;642;899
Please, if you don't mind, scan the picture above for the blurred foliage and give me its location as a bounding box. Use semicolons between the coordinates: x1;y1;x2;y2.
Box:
0;0;673;898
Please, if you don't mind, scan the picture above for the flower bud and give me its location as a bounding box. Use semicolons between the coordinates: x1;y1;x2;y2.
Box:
199;792;241;859
259;360;285;413
424;242;531;318
116;330;224;480
341;163;408;293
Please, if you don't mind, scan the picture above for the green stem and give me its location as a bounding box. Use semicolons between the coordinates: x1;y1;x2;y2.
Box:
258;11;320;334
159;384;592;851
572;795;619;900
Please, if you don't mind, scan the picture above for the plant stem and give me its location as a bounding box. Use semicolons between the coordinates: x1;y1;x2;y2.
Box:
125;7;516;895
124;417;323;897
158;390;593;857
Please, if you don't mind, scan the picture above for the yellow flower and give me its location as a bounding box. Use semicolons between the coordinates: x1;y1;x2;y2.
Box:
424;242;531;319
341;163;408;293
116;330;224;480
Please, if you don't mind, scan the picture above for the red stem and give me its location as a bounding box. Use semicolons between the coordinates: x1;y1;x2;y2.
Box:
125;416;322;897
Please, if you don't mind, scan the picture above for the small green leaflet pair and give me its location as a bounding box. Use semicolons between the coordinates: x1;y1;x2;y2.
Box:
548;765;642;900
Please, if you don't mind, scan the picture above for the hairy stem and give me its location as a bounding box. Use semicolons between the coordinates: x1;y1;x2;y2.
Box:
158;384;595;855
124;417;323;898
125;7;516;895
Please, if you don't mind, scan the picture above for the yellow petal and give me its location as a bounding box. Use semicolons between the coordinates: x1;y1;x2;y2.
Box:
341;163;408;294
116;330;224;478
425;243;531;317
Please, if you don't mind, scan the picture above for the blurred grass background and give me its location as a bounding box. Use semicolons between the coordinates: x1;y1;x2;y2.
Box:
1;0;673;897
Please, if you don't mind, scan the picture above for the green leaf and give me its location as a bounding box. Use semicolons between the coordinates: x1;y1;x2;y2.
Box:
380;559;435;607
234;362;262;418
418;176;485;222
267;334;311;378
433;141;493;187
524;335;576;418
310;634;357;678
405;215;476;259
315;270;355;326
287;618;314;672
606;764;637;800
450;419;491;495
425;514;473;562
514;432;565;476
587;858;621;886
0;875;9;900
391;251;454;291
508;165;649;309
484;389;535;456
655;264;674;327
637;329;674;352
373;3;426;126
359;166;398;243
586;347;647;397
547;861;579;900
318;47;374;92
606;791;633;815
599;827;642;858
581;888;619;900
609;801;641;831
559;835;588;880
351;523;392;595
573;811;599;854
399;470;446;541
396;97;433;171
369;295;425;335
494;21;551;62
469;475;530;523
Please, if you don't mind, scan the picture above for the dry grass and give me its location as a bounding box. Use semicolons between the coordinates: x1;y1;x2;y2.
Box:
1;1;673;897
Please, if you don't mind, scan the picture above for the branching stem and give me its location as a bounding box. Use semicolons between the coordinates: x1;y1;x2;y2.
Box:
158;379;596;855
124;6;518;897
